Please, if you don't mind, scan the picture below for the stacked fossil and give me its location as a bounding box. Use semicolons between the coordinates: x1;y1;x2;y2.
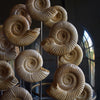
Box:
0;0;94;100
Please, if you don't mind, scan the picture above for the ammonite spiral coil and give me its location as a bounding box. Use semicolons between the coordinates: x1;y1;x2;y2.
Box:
76;83;93;100
41;37;69;56
15;49;50;82
47;64;85;100
10;4;32;25
0;25;19;61
26;0;55;21
3;15;40;46
59;44;83;66
0;61;18;91
0;86;33;100
44;6;68;27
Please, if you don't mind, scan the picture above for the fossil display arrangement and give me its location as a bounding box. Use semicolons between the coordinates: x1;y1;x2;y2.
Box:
0;0;95;100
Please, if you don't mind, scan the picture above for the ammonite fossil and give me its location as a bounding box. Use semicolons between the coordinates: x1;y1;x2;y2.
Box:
41;37;69;56
59;44;83;66
0;61;18;91
44;6;68;27
0;25;19;61
3;15;40;46
47;64;85;100
15;49;50;82
76;83;93;100
0;86;33;100
49;21;78;53
26;0;58;21
10;4;32;25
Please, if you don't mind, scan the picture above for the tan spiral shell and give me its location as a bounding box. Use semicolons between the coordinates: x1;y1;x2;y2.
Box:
10;4;32;26
76;83;93;100
26;0;58;21
59;44;83;66
49;21;78;53
0;86;33;100
41;37;69;56
0;25;19;61
3;15;40;46
15;49;50;82
47;64;85;100
0;61;18;91
44;6;68;27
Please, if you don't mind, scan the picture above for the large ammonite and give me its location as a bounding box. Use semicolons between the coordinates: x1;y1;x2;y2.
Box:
47;64;85;100
15;49;50;82
3;15;40;46
10;4;32;26
0;61;18;91
44;6;68;27
76;83;93;100
0;86;33;100
26;0;57;21
49;21;78;53
41;37;69;56
59;44;83;66
0;25;19;61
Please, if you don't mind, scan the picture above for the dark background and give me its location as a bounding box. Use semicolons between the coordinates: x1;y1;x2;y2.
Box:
0;0;100;100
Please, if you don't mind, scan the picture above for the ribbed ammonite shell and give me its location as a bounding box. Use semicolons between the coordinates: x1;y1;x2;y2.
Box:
3;15;40;46
10;4;32;25
41;37;69;56
0;61;18;91
44;6;68;27
15;49;50;82
59;44;83;66
49;21;78;53
0;86;33;100
76;83;93;100
0;25;19;61
26;0;56;21
47;64;85;100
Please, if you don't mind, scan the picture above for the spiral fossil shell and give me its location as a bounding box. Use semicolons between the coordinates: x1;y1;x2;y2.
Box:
0;86;33;100
10;4;32;26
0;61;18;91
0;25;19;61
59;44;83;66
76;83;93;100
3;15;40;46
15;49;50;82
26;0;58;21
47;64;85;100
41;37;69;56
49;21;78;53
44;6;68;27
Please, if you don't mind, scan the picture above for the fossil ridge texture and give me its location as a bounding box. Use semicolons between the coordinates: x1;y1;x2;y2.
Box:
3;15;40;46
76;83;93;100
0;61;18;91
41;21;78;56
0;86;33;100
47;64;85;100
15;49;50;82
0;25;19;61
10;4;32;26
59;44;83;66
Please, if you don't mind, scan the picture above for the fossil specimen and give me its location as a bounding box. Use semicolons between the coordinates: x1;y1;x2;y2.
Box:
15;49;50;82
59;44;83;66
10;4;32;26
47;64;85;100
76;83;93;100
0;86;33;100
3;15;40;46
0;61;18;91
0;25;19;61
